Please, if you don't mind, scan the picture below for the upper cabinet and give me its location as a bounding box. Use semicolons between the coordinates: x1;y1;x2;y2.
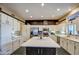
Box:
0;12;23;55
1;13;7;24
0;13;13;55
25;20;57;25
12;18;21;36
67;11;79;21
67;11;79;35
1;13;13;44
13;19;18;32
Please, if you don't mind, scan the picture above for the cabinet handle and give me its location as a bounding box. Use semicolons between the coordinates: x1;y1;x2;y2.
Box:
24;41;26;42
0;49;1;51
38;49;40;54
41;49;43;54
74;46;76;50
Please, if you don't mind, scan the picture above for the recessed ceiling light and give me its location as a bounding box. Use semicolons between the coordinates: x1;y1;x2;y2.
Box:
41;16;44;17
30;16;33;18
57;8;60;11
41;3;44;7
26;9;29;13
68;8;72;11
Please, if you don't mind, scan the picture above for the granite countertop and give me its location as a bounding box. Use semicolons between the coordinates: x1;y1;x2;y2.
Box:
56;34;79;43
21;37;60;48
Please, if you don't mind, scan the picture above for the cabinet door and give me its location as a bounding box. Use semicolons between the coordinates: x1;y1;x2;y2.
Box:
19;37;26;45
1;13;8;45
1;42;12;55
1;15;13;43
74;42;79;55
63;39;68;50
51;35;57;42
17;21;20;31
68;40;75;55
60;38;68;51
12;40;20;52
26;25;30;40
60;38;64;47
1;14;13;55
13;19;18;32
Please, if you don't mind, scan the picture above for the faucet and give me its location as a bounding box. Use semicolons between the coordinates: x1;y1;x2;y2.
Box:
40;36;42;39
39;31;43;39
39;34;42;39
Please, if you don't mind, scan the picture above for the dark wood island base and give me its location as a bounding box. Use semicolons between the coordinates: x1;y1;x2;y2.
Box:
26;47;56;55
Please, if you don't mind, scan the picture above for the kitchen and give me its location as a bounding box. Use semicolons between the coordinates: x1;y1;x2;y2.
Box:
0;3;79;55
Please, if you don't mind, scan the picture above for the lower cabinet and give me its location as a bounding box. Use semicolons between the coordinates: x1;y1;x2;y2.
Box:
58;37;79;55
63;39;68;50
74;42;79;55
57;36;60;44
60;38;64;47
19;37;26;45
50;35;57;42
60;38;75;55
12;40;20;52
26;47;56;55
60;38;68;50
0;37;24;55
67;40;75;55
0;42;13;55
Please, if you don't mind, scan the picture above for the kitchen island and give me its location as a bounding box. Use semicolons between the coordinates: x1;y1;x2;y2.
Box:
21;37;60;55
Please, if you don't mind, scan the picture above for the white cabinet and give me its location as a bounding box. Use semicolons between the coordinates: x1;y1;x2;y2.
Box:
0;13;21;55
60;37;75;55
60;38;64;47
17;21;20;31
57;36;79;55
74;42;79;55
13;19;18;32
0;13;13;54
12;39;20;52
26;25;30;40
63;39;68;50
1;42;13;55
13;18;20;33
19;37;26;45
50;35;57;42
60;38;68;50
67;40;75;55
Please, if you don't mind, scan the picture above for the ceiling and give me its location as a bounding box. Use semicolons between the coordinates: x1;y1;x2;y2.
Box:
0;3;79;20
